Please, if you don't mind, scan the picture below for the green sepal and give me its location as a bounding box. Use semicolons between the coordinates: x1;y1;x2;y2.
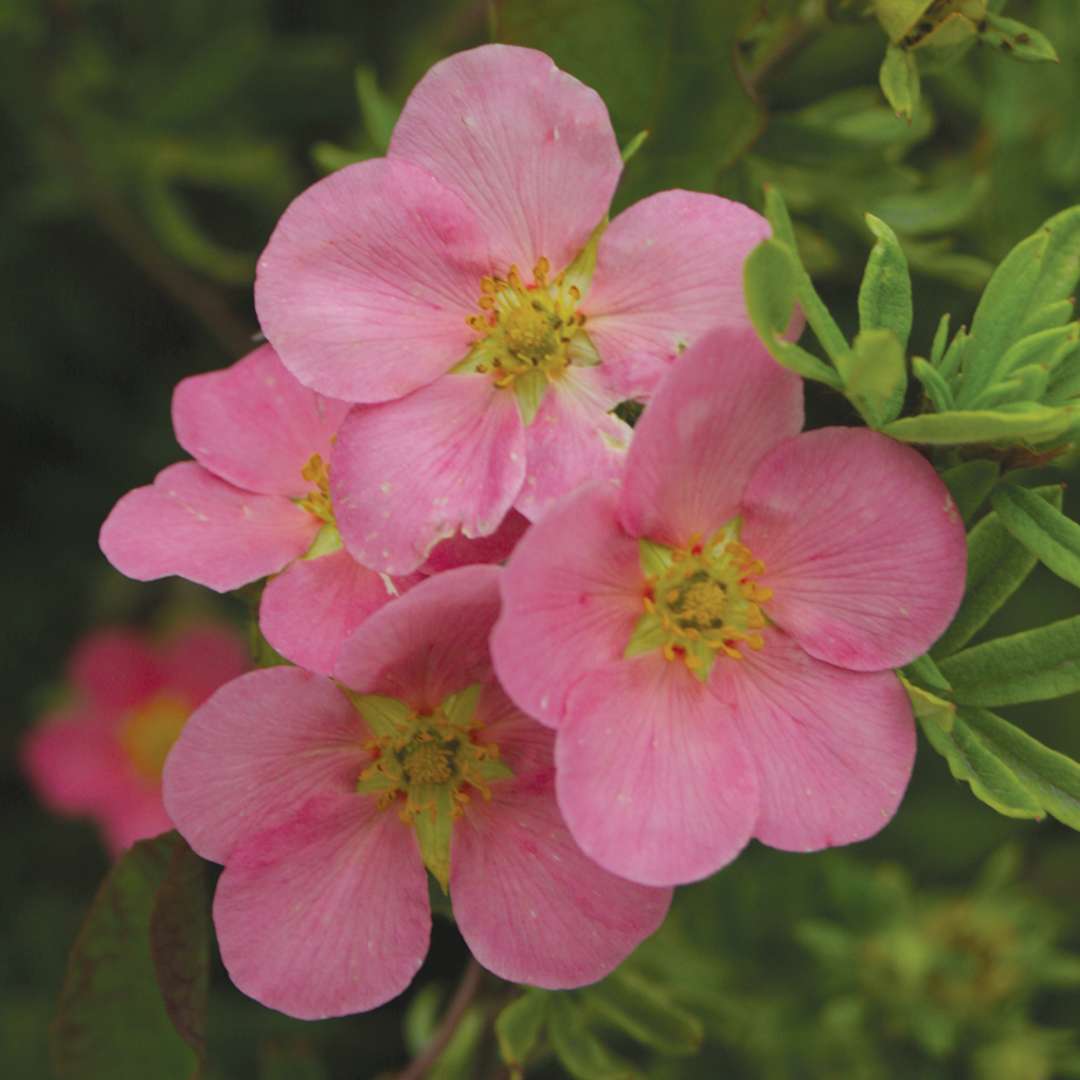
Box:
912;356;955;412
938;459;999;524
639;538;674;578
978;13;1059;63
495;990;549;1075
624;612;667;659
939;614;1080;707
837;328;907;428
346;692;413;739
441;684;482;728
881;403;1076;446
513;369;548;426
561;216;607;297
990;484;1080;589
933;484;1064;657
859;213;913;350
879;44;920;122
413;785;456;893
303;522;343;560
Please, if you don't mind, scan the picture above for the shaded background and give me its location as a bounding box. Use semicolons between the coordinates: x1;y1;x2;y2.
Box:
3;1;1079;1077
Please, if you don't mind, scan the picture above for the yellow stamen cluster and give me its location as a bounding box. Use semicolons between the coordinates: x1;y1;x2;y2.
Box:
628;533;773;679
297;453;334;524
118;693;190;781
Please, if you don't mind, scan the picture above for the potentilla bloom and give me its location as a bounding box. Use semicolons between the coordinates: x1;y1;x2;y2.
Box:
163;566;670;1019
98;344;526;675
21;624;248;855
492;328;967;887
255;44;771;573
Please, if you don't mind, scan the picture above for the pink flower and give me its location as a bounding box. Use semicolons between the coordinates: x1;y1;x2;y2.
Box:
491;328;967;887
163;567;670;1019
99;344;526;675
255;44;771;573
21;624;248;856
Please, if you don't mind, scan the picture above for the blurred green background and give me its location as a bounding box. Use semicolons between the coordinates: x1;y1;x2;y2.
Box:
3;1;1078;1077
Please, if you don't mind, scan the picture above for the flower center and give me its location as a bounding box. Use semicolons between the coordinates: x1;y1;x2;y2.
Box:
297;453;334;524
118;692;190;782
351;685;512;889
626;532;773;680
458;254;601;423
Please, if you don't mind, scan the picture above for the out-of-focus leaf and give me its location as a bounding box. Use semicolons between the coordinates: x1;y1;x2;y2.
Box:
933;484;1063;658
874;0;935;43
940;615;1080;706
354;66;398;151
991;484;1080;589
882;403;1076;445
258;1042;330;1080
879;44;920;121
53;832;209;1080
495;990;549;1075
938;459;999;524
548;994;639;1080
979;13;1059;63
871;174;988;236
586;968;704;1055
310;141;374;173
429;1008;485;1080
859;213;913;350
838;328;907;427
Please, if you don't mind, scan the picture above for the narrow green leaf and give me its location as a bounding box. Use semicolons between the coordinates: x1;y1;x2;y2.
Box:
938;325;969;381
619;129;649;164
940;615;1080;706
918;708;1045;820
978;13;1059;63
938;459;999;524
859;214;913;350
879;44;920;121
548;995;639;1080
354;66;399;151
933;484;1063;658
996;324;1079;380
1020;298;1074;337
53;833;208;1080
585;969;704;1056
961;708;1080;829
929;312;951;367
495;990;549;1073
882;403;1076;445
912;356;954;412
992;484;1080;588
903;652;953;696
837;328;907;427
971;362;1051;410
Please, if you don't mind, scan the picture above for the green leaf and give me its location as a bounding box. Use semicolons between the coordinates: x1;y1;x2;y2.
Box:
996;324;1079;381
933;484;1064;658
585;968;704;1056
881;403;1076;445
912;356;955;412
619;129;649;164
258;1043;330;1080
903;651;953;696
917;706;1044;820
495;990;549;1074
874;0;935;43
859;214;913;351
53;833;209;1080
548;995;639;1080
837;329;907;427
930;313;951;368
354;66;399;151
960;708;1080;829
879;43;920;122
991;484;1080;589
939;459;999;524
939;615;1080;706
978;13;1059;63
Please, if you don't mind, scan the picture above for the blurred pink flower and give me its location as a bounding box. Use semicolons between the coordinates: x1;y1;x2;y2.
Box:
21;624;248;856
99;344;526;675
255;44;771;573
492;327;968;887
164;567;670;1019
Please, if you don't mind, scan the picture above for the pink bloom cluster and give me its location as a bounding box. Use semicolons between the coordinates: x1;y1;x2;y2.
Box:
96;44;967;1017
21;624;247;855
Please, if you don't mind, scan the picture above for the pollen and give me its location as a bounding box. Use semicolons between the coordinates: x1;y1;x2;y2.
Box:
297;452;335;524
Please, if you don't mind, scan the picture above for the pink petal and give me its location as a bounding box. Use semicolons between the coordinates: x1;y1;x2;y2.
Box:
162;667;369;863
331;376;525;576
584;191;771;400
741;428;967;671
333;566;501;711
99;793;173;857
172;344;350;498
619;327;804;547
260;550;409;677
68;629;164;713
452;706;671;988
161;624;250;707
557;654;758;886
255;157;491;404
420;510;529;574
491;483;643;729
100;462;320;593
389;44;621;276
514;367;631;522
709;628;915;851
214;794;430;1019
